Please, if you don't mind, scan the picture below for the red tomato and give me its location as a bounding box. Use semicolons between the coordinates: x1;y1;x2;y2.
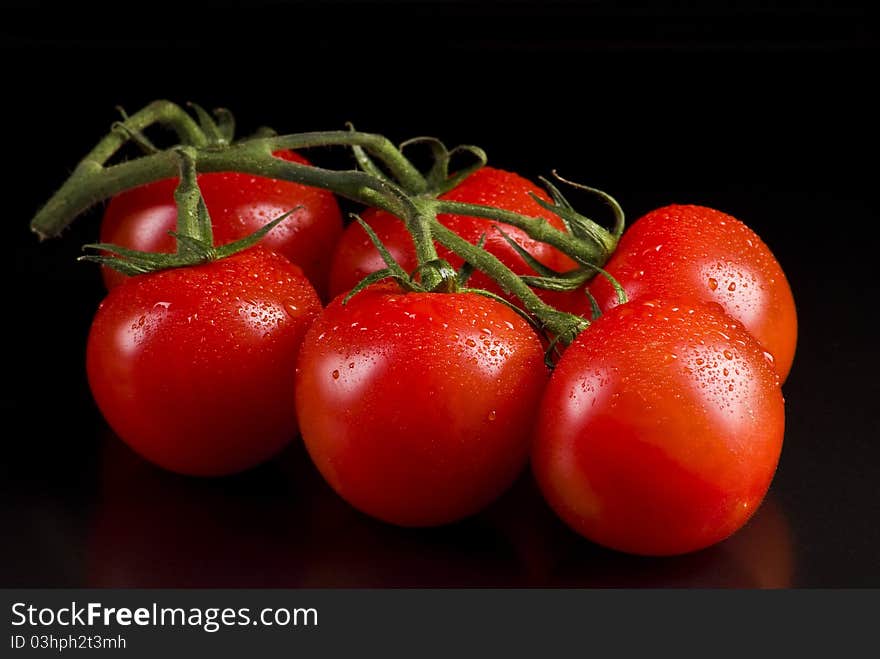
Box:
589;204;797;380
327;167;577;300
99;150;343;297
295;285;549;527
532;297;785;556
86;247;322;476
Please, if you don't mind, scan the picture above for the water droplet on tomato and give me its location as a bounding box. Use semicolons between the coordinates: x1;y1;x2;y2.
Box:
465;338;476;347
728;282;737;291
723;350;734;360
487;410;497;421
331;370;340;380
707;277;718;291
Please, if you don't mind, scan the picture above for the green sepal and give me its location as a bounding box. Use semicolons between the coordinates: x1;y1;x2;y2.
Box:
353;215;412;281
585;289;602;321
213;108;236;145
496;218;622;303
527;172;623;259
399;136;449;192
539;309;591;368
343;268;404;305
397;137;486;196
347;123;396;186
81;241;172;262
165;232;215;260
437;144;487;194
79;242;199;275
543;335;564;370
551;170;626;238
528;190;610;252
212;209;298;260
343;217;431;304
459;287;541;331
494;225;563;278
78;254;161;277
535;176;575;233
79;208;296;277
186;102;224;145
520;272;590;292
572;257;628;306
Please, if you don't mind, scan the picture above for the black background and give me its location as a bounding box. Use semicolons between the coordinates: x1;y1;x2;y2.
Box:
2;1;878;588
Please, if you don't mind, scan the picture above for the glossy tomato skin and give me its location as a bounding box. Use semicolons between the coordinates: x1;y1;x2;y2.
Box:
86;247;322;477
295;285;548;527
327;167;577;300
533;297;785;556
589;204;797;381
100;150;343;297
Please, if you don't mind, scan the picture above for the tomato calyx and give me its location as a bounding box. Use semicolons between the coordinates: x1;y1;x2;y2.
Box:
341;217;454;301
350;129;489;198
533;171;623;259
342;218;593;361
343;218;538;324
184;102;237;147
112;101;247;152
80;148;295;276
350;128;625;270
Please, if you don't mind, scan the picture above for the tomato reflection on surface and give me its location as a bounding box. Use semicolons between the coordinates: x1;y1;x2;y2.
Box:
488;473;794;588
88;431;793;588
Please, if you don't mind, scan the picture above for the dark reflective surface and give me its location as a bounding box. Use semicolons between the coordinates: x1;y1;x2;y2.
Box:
7;430;796;589
2;3;879;587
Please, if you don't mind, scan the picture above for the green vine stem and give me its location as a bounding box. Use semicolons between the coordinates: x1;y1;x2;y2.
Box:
32;100;427;239
343;197;589;344
32;134;614;271
27;100;615;343
428;219;589;343
30;101;616;277
431;199;612;267
80;148;302;276
348;132;620;267
31;136;415;240
91;100;209;159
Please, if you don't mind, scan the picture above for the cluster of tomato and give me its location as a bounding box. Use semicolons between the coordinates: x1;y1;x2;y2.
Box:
83;147;795;557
